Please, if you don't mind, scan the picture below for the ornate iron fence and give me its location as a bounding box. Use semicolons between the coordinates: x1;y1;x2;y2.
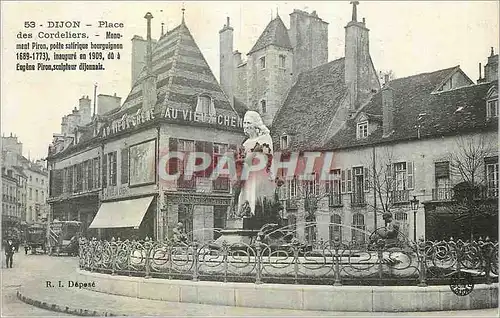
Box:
79;236;498;287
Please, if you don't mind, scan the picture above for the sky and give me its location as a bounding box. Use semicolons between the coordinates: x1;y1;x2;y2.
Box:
1;1;498;160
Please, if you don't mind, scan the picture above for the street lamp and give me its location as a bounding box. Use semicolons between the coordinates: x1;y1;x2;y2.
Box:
410;195;420;241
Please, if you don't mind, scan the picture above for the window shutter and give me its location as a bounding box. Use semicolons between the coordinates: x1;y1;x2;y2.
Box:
347;169;352;193
77;163;82;192
205;141;213;178
121;148;129;184
364;167;370;192
168;138;178;175
341;170;346;193
435;162;449;179
407;162;414;189
194;141;204;177
102;154;107;188
88;160;93;190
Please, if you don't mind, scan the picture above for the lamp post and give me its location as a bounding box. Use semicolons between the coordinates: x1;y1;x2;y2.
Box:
410;195;420;241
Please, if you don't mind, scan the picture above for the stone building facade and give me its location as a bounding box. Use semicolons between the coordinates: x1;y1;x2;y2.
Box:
219;9;329;126
47;13;247;242
270;3;498;243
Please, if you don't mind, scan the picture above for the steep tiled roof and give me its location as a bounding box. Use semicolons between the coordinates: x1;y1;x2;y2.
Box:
271;57;347;149
248;15;292;54
108;22;238;122
323;67;498;150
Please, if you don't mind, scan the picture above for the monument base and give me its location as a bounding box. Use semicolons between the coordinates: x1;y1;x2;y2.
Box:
214;217;260;246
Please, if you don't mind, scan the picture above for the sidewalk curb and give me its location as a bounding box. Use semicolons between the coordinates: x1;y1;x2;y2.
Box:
16;290;122;316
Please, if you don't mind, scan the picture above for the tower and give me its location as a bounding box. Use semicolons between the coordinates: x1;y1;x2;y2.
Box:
288;9;328;82
246;15;293;126
344;1;380;110
219;17;234;105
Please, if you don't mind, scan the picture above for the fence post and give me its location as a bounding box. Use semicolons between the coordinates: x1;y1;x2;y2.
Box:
417;238;427;287
111;242;117;276
192;241;199;282
376;239;384;286
332;236;342;286
222;241;228;283
481;238;493;285
255;237;262;285
291;239;300;285
144;240;152;279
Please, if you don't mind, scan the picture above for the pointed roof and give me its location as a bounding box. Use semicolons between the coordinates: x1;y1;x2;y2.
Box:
248;15;292;54
271;58;347;150
108;22;238;121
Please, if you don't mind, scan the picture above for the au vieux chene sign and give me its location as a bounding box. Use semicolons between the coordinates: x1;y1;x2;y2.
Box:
99;107;243;138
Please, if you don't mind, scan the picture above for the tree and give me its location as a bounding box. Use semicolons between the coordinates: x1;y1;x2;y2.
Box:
446;134;498;240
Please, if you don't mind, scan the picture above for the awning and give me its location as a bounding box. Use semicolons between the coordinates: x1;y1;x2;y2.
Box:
89;196;154;229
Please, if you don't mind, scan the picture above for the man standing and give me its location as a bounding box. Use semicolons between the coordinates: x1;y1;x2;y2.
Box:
5;239;15;268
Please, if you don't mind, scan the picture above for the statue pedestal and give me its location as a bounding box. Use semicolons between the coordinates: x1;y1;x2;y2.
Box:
214;217;259;246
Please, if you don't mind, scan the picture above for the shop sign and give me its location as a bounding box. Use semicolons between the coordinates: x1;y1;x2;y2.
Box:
165;107;243;128
100;108;156;138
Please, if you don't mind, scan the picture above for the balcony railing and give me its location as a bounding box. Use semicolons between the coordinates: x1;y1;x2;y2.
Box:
391;189;410;204
177;176;196;191
212;177;230;192
351;192;366;207
328;193;343;207
432;188;454;201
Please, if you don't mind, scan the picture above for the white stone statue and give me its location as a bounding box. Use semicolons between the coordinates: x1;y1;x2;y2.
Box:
235;111;276;218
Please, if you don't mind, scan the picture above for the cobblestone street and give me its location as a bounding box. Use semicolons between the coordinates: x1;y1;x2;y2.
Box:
1;250;498;317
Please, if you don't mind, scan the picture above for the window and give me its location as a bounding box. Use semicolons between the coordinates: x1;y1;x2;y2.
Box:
259;56;266;69
260;100;267;113
280;135;289;149
287;176;298;198
36;178;38;183
304;173;319;195
329;214;342;243
108;152;117;186
29;188;32;200
196;95;212;115
279;54;286;68
487;99;498;118
393;162;414;190
42;179;44;185
178;139;195;177
352;213;365;243
327;169;341;194
35;190;38;202
485;157;499;197
29;176;32;182
41;191;44;202
93;158;100;189
356;121;368;139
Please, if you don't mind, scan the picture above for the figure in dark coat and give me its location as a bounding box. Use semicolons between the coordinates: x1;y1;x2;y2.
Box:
5;239;15;268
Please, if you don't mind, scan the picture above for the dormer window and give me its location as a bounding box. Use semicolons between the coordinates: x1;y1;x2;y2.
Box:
259;56;266;69
196;95;214;115
487;98;498;118
280;135;289;149
260;99;267;113
486;86;498;118
279;55;286;69
357;121;368;139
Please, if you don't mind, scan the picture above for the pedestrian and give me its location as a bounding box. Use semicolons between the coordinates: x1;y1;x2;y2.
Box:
5;239;15;268
24;242;30;255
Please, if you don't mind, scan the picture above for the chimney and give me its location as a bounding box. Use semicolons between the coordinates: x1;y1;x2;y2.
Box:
382;84;394;137
79;95;92;125
219;17;234;105
484;47;498;82
344;1;379;110
131;35;147;88
142;12;158;111
97;94;122;115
